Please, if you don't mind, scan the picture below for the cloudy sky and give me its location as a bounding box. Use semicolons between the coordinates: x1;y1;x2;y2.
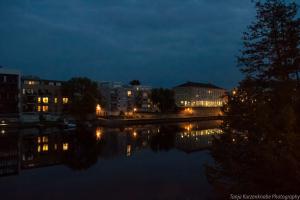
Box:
0;0;275;88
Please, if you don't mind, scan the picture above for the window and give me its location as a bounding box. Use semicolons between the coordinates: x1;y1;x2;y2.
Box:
43;97;48;104
63;143;68;151
42;106;48;112
37;106;41;112
42;144;48;152
127;91;132;97
54;97;58;104
37;97;41;103
63;97;68;104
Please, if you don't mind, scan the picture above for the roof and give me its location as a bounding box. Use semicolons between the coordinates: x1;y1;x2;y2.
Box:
174;81;224;90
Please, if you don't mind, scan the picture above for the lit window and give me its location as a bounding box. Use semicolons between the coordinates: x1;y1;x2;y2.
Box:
63;97;68;104
37;137;41;143
42;106;48;112
37;97;41;103
37;145;41;152
37;106;41;112
63;143;68;151
54;97;58;104
42;144;48;151
42;136;48;143
43;97;48;104
127;91;132;97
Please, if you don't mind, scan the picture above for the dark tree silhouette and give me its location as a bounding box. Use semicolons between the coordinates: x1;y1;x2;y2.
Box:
63;77;101;119
207;0;300;196
150;88;176;113
129;80;141;86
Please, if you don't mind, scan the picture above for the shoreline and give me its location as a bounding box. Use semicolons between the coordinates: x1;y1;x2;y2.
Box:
1;115;225;129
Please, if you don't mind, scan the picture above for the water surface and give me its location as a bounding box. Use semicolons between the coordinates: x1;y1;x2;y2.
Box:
0;120;222;200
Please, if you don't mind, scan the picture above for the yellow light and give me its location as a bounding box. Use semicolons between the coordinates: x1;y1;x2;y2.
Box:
42;144;48;151
54;97;58;104
96;104;102;116
37;97;41;103
133;108;137;112
126;145;132;157
43;97;48;104
127;91;132;97
96;128;102;141
42;106;48;112
133;131;137;138
63;97;69;104
37;106;41;112
63;143;68;151
38;145;41;152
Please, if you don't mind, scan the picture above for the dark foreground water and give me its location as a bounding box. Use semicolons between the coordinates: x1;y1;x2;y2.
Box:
0;120;222;200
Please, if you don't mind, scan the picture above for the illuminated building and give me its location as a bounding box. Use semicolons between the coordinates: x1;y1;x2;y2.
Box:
0;68;21;124
98;82;155;116
173;82;227;108
21;76;68;118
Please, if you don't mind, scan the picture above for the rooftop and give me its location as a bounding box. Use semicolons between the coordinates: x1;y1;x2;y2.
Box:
174;81;224;90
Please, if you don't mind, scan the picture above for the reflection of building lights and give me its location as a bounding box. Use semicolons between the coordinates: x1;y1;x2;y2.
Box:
96;128;102;141
63;143;69;151
126;145;132;157
184;108;193;114
1;129;5;134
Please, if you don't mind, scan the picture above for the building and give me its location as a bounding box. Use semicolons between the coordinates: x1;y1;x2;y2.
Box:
21;76;68;118
0;68;21;123
98;82;155;116
173;81;227;108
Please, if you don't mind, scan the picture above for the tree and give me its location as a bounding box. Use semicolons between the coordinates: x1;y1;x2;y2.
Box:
239;0;300;81
63;77;101;119
150;88;176;113
207;0;300;195
129;80;141;86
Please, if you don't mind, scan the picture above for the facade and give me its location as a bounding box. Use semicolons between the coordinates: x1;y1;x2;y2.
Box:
0;68;21;122
173;82;227;108
21;76;68;116
98;82;154;116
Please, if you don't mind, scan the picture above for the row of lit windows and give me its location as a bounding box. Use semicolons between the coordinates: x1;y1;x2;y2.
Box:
37;143;69;152
24;80;62;86
37;97;68;104
180;100;224;107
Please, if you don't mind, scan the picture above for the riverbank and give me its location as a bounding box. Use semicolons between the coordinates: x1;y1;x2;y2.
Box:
96;115;225;127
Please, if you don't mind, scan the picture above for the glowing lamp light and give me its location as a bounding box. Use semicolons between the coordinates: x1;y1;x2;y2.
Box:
96;128;102;141
133;108;137;112
96;104;102;116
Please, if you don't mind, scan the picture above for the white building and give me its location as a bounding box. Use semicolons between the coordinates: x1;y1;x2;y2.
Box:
98;82;154;116
173;82;227;108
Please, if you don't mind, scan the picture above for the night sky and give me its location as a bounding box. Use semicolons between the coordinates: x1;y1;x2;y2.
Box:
1;0;294;89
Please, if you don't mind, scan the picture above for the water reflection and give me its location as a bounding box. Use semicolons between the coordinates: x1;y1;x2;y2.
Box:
0;120;222;177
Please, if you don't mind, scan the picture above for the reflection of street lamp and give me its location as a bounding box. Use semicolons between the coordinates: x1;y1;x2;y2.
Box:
96;127;102;141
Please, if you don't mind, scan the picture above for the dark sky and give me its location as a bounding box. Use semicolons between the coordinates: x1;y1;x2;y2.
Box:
0;0;291;89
